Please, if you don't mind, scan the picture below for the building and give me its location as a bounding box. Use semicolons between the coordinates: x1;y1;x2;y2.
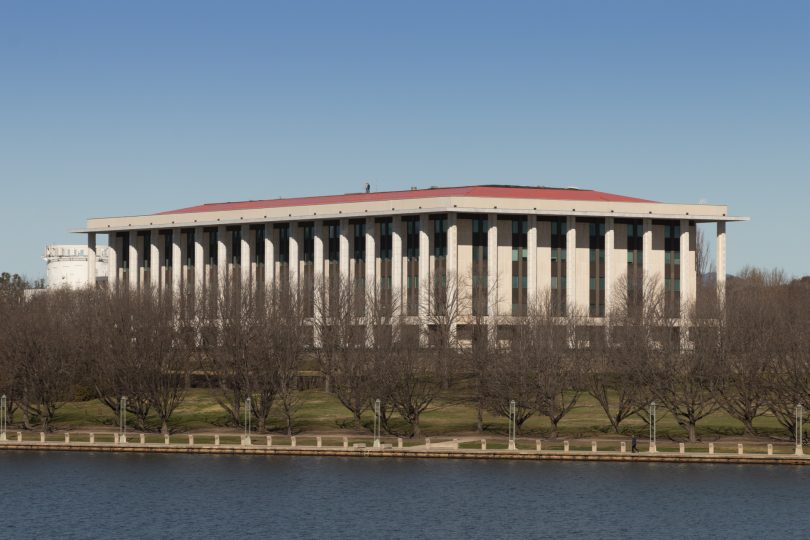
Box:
76;185;745;325
43;244;109;289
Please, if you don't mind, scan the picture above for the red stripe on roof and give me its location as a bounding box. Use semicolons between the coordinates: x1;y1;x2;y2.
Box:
156;185;655;215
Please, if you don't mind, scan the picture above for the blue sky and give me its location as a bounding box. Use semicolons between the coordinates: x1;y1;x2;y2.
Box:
1;0;807;279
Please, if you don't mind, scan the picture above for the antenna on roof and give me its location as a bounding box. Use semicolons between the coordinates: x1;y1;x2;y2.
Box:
364;182;371;193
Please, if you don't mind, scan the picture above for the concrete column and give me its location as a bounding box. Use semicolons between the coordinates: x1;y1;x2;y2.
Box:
217;225;228;291
106;233;117;288
264;223;275;289
194;227;205;293
288;223;299;290
565;216;577;316
418;214;430;313
716;221;727;307
527;216;537;307
313;221;324;290
680;219;692;318
171;228;182;296
87;233;97;287
487;214;498;317
642;218;653;288
365;219;376;294
150;231;161;290
240;224;251;286
339;219;350;284
391;217;403;315
604;217;615;317
129;231;140;290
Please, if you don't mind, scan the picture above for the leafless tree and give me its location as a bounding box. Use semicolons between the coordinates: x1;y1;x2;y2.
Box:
197;279;274;430
712;273;774;435
586;277;655;433
4;290;82;430
635;277;719;442
85;288;153;430
421;270;466;390
268;284;308;435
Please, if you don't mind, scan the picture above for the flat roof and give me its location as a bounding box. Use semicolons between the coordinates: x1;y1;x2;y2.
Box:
77;184;747;234
157;185;655;215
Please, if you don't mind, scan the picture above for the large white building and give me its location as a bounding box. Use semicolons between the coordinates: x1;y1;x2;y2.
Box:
76;185;745;325
43;244;109;289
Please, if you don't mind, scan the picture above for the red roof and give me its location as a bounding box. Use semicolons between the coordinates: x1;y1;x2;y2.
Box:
157;185;654;215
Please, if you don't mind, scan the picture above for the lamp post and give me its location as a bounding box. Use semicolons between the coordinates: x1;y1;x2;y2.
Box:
245;397;252;438
373;399;381;449
1;395;6;442
119;396;127;437
508;400;516;451
649;401;657;453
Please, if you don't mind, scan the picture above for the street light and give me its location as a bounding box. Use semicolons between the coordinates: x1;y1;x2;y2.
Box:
373;399;381;449
649;401;657;452
119;396;127;437
245;397;252;438
1;395;6;441
508;400;516;451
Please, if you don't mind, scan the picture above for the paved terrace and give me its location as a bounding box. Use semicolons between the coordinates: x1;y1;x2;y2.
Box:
1;432;808;466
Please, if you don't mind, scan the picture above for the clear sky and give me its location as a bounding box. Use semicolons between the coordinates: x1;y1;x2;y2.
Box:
1;0;807;280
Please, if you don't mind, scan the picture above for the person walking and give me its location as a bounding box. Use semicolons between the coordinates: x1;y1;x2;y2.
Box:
631;434;639;453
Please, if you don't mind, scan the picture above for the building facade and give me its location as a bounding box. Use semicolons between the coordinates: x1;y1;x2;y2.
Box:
77;185;744;323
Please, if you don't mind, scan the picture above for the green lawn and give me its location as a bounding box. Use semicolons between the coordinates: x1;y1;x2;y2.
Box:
6;387;798;445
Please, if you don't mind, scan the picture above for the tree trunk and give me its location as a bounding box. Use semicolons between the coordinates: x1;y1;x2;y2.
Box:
412;416;421;438
687;422;697;442
549;420;559;439
742;418;755;437
161;420;169;435
476;403;484;433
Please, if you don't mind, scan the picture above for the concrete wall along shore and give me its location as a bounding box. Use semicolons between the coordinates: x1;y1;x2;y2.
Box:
1;432;808;466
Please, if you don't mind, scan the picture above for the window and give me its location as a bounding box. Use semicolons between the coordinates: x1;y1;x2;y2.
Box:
550;218;567;316
589;221;606;317
471;216;488;316
664;222;682;318
511;217;528;316
625;220;644;309
405;217;419;316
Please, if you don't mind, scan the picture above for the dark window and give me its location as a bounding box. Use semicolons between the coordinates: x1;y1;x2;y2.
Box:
327;222;340;262
625;220;644;310
664;222;681;318
549;218;567;316
589;220;606;317
511;217;528;316
471;215;488;316
405;217;419;316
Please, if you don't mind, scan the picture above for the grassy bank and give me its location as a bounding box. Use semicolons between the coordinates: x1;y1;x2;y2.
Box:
7;388;796;443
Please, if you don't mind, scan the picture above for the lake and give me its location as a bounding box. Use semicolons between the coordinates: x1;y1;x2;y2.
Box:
1;451;808;539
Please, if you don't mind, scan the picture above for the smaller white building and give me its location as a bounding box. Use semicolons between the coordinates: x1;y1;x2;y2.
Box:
43;244;109;289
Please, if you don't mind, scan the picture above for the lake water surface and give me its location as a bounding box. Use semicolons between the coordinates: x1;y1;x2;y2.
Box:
1;451;808;539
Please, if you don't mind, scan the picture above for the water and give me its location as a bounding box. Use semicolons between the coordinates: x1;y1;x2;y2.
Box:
1;451;809;539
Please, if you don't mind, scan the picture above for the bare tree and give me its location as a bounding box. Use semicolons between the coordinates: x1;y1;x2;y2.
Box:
586;277;655;434
5;290;82;430
486;320;535;433
86;288;153;430
712;274;774;435
636;278;719;442
267;283;308;435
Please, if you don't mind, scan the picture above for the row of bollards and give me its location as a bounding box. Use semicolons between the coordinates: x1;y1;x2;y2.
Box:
0;431;805;457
